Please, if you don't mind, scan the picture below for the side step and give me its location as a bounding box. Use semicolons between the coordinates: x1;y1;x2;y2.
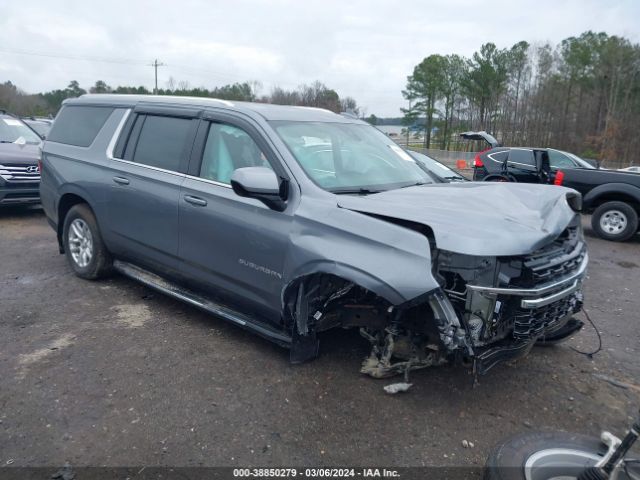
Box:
113;260;291;348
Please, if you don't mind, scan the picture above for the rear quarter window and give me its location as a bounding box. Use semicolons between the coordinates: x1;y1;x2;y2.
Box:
47;106;114;147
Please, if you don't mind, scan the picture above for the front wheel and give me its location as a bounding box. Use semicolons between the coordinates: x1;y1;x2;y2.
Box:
591;201;638;242
484;431;607;480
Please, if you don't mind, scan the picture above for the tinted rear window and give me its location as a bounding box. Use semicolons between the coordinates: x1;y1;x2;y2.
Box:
508;149;534;166
47;106;114;147
131;115;192;171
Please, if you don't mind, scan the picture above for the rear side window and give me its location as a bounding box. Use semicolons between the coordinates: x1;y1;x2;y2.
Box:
47;106;114;147
487;151;508;163
508;149;535;166
131;115;193;172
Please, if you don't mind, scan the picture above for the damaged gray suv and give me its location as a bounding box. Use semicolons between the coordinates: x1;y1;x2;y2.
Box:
40;95;588;378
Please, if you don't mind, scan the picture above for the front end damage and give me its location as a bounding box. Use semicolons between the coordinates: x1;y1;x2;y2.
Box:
287;216;587;379
434;215;587;374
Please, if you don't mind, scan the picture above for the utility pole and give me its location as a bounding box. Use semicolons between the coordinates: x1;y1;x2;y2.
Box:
149;59;165;94
406;99;411;147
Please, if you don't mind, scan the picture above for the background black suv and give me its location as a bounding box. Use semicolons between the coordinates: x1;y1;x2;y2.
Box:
459;131;596;183
473;147;596;182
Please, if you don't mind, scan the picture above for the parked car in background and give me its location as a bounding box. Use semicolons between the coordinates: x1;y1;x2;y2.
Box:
0;111;42;206
41;95;587;378
619;166;640;173
461;131;596;183
22;117;53;139
473;146;596;182
408;150;468;182
554;167;640;241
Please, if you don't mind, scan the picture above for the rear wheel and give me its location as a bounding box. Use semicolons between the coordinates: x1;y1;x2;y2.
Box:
591;201;638;242
484;174;517;182
62;204;112;279
484;431;606;480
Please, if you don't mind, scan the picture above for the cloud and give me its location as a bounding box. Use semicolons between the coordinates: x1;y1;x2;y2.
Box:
0;0;638;116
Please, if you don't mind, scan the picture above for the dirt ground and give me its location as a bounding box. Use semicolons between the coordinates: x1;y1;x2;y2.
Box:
0;206;638;469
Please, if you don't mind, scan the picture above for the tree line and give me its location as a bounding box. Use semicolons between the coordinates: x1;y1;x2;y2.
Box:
402;31;640;167
0;78;360;118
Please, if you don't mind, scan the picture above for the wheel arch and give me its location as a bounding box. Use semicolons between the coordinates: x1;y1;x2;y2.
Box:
583;183;640;212
281;263;405;310
56;187;97;253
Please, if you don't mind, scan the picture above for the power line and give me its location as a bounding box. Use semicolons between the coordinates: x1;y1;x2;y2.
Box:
0;47;402;108
0;48;143;66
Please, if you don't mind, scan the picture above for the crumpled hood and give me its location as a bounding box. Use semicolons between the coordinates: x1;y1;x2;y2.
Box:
337;182;580;256
0;142;41;165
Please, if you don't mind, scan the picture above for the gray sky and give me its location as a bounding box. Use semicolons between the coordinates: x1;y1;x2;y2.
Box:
1;0;638;116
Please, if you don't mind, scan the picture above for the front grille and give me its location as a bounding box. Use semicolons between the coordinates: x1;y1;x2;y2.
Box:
483;221;587;342
0;164;41;183
505;224;586;289
512;291;583;340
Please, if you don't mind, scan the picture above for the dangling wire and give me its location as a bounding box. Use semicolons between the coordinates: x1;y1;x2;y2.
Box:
570;309;602;358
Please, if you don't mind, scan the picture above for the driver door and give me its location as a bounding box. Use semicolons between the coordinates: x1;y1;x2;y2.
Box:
178;113;293;324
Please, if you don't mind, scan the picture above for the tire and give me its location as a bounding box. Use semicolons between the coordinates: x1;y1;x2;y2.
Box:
484;431;606;480
591;201;638;242
62;203;112;280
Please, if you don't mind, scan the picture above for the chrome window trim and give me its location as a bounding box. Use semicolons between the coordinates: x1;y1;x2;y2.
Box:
106;108;131;160
467;253;588;297
111;156;186;178
104;108;242;188
487;148;535;168
184;174;232;189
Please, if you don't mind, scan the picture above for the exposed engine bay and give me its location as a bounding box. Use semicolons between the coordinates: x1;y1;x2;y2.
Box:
286;216;587;379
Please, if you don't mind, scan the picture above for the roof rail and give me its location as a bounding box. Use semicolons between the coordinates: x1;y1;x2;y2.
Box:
340;111;359;120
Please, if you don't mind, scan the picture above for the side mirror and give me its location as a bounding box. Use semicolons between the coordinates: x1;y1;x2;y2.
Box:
230;167;287;211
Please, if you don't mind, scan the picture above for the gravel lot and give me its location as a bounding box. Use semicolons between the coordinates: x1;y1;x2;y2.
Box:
0;206;638;469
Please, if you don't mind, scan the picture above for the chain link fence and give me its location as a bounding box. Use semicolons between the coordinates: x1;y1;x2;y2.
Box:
404;146;476;178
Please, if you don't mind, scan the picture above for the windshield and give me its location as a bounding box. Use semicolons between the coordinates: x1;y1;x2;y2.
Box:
408;150;466;181
562;151;596;169
0;117;42;144
271;121;433;192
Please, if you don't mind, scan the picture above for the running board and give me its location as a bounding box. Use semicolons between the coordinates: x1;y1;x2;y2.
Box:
112;260;291;347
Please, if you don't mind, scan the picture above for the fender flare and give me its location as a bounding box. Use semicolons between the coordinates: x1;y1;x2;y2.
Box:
55;184;99;250
583;183;640;209
281;261;408;309
56;183;98;218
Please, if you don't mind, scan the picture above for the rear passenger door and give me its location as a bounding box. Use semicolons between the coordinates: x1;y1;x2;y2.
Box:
178;112;292;324
506;148;539;182
107;105;200;270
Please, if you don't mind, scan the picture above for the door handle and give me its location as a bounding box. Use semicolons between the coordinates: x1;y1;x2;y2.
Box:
113;176;130;185
184;195;207;207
